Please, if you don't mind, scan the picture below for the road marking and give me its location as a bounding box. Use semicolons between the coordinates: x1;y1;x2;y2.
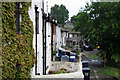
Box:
92;60;98;61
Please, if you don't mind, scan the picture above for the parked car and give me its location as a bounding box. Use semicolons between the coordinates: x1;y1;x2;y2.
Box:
70;56;76;62
84;45;93;51
81;48;83;52
58;49;76;62
89;46;93;51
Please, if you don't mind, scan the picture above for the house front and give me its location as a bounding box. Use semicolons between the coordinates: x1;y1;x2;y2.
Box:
2;0;84;79
56;25;62;51
67;32;82;47
28;0;56;76
61;29;69;47
2;1;52;78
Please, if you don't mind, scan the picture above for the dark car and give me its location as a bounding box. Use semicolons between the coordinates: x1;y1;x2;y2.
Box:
84;45;93;51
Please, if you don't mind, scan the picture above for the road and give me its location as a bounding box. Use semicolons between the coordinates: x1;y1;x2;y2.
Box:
82;49;118;80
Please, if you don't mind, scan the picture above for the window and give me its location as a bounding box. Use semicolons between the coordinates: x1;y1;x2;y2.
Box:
15;2;21;34
73;34;74;37
53;24;56;35
36;11;39;34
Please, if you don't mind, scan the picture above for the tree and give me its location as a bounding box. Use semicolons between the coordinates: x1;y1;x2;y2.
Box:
51;4;69;25
72;2;120;65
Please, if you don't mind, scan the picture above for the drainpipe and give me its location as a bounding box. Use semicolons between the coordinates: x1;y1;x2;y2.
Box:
51;23;53;61
42;13;45;75
42;13;47;75
35;5;40;75
44;20;47;75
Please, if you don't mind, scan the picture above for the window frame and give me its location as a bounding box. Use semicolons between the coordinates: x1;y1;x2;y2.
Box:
14;2;20;34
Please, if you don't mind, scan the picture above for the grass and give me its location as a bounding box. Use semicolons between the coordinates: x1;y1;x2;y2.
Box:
83;51;119;79
88;53;97;60
93;53;98;58
81;52;91;60
90;66;95;75
97;66;120;79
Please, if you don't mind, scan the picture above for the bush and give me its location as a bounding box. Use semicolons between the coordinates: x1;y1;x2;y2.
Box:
76;52;80;56
53;50;57;55
66;44;73;48
54;70;68;74
75;45;79;48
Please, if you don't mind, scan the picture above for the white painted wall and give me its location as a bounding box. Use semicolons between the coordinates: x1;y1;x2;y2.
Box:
29;0;52;76
69;34;73;38
46;22;51;74
29;0;43;76
56;26;61;51
62;32;68;46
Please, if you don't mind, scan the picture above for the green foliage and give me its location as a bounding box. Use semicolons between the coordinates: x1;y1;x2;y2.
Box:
64;25;70;29
54;70;68;74
53;50;57;55
96;51;104;59
81;52;86;57
97;66;120;79
72;2;120;64
51;4;69;25
2;2;35;78
0;2;2;78
75;45;79;48
76;52;80;56
88;53;97;60
66;44;73;48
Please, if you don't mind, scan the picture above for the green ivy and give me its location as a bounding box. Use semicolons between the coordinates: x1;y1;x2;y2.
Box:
2;2;35;78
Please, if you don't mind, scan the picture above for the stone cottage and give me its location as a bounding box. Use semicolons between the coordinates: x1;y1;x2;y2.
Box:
61;29;69;47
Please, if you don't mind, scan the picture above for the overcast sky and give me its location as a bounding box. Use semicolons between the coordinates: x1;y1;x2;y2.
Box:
44;0;91;20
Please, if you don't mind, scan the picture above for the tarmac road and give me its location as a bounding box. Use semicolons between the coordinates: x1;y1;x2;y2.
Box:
82;49;118;80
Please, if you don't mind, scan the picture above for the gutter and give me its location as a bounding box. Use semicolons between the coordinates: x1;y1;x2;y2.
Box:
42;13;45;75
51;23;53;61
44;20;47;75
35;5;40;75
42;13;47;75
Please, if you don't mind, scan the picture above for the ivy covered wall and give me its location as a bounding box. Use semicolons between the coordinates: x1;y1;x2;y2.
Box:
2;2;35;78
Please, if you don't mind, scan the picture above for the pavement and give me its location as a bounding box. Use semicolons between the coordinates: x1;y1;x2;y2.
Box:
32;71;84;78
31;48;84;79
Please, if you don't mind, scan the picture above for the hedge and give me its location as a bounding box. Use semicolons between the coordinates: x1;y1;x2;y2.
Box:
2;2;35;79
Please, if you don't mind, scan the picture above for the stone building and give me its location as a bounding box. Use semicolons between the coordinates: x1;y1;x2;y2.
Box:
61;29;69;47
66;31;82;47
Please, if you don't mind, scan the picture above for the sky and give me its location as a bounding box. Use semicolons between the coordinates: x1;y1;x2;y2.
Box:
44;0;91;20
